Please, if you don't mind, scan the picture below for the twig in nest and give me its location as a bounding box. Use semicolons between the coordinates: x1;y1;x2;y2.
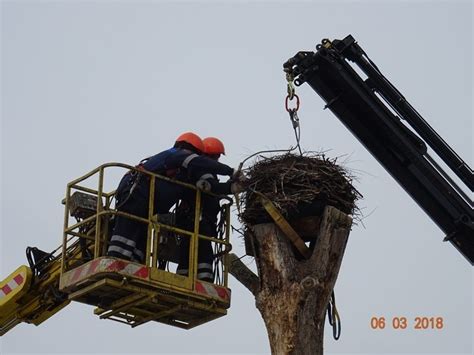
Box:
239;152;362;226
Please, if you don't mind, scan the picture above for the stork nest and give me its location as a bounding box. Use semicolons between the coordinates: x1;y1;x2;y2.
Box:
239;153;361;226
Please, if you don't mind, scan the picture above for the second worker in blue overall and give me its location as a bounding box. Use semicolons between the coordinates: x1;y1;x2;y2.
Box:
176;137;244;282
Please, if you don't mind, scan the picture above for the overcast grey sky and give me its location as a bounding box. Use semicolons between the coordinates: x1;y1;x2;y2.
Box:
1;1;472;354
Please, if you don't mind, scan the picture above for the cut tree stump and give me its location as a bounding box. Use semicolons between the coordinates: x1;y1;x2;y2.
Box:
229;205;352;355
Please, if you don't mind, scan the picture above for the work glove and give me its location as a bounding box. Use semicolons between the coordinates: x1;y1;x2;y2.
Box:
232;169;248;183
231;182;245;194
196;179;212;193
232;168;243;180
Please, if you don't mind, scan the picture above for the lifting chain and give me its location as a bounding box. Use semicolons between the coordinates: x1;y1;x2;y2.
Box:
285;73;302;155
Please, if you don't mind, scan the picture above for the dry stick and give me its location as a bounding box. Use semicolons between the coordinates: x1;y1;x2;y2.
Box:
240;153;360;226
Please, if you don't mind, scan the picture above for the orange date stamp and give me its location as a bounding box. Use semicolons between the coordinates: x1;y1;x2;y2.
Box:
370;316;444;330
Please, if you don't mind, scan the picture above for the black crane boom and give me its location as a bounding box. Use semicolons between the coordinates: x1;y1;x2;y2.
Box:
284;35;474;264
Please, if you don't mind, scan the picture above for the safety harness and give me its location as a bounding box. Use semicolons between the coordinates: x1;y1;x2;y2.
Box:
116;149;199;209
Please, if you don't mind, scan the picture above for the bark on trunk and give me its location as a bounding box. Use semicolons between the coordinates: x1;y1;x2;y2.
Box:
230;206;352;355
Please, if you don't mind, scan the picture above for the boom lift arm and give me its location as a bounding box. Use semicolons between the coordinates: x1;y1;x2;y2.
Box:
284;35;474;264
0;245;74;335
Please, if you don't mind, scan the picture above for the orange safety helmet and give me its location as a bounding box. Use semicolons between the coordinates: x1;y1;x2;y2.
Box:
203;137;226;155
175;132;205;153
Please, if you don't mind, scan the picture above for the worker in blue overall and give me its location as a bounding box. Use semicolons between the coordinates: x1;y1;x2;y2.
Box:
176;137;244;282
107;132;235;263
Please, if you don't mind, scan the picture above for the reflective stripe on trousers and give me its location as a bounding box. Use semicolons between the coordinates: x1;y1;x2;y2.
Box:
107;234;144;262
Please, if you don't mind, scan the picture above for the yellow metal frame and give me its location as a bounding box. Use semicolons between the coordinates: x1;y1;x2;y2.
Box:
61;162;232;285
59;162;232;327
58;256;230;329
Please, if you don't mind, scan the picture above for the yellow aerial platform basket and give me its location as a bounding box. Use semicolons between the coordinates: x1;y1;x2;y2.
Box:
59;162;232;329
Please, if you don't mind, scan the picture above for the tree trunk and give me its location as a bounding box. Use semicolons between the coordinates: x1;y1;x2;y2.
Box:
230;206;352;355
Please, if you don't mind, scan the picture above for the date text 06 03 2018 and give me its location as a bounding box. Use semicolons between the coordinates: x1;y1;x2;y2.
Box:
370;316;444;330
